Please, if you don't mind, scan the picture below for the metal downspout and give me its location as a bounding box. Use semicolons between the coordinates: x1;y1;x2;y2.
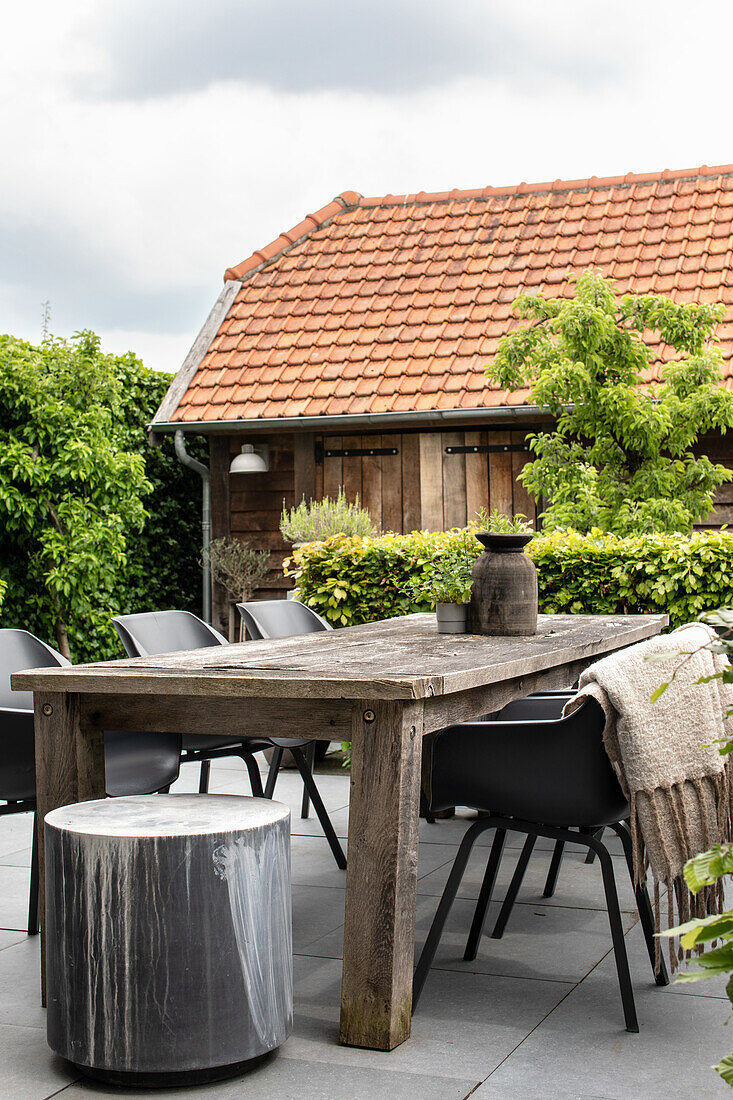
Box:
174;430;211;624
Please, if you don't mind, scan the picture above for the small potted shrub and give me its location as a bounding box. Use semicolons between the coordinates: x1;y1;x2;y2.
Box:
469;509;537;636
202;537;271;641
409;529;477;634
280;489;377;547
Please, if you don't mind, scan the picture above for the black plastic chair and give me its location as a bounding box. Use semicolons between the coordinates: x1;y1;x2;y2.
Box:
237;599;346;867
113;610;270;798
237;599;332;811
0;628;181;936
413;696;668;1032
114;609;346;870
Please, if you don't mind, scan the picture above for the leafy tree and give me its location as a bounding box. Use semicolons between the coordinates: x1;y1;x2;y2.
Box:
487;271;733;534
0;332;204;662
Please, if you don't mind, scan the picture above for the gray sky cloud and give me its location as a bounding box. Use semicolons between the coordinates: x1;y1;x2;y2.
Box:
2;1;733;373
85;0;619;99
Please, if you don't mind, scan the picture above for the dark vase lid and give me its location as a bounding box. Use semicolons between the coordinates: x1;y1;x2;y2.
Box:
475;532;534;552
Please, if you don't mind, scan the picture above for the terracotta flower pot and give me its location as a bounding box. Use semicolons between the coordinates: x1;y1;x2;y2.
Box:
469;532;537;636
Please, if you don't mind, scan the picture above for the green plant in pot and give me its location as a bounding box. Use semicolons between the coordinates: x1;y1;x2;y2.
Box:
469;510;537;636
408;530;477;634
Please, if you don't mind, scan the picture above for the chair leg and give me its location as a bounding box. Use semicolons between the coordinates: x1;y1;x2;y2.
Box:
492;834;537;939
291;747;346;870
242;753;265;799
300;742;315;819
198;759;211;794
584;826;604;863
413;819;492;1011
420;791;435;824
586;832;639;1033
609;821;669;987
264;746;284;799
543;840;565;898
464;828;507;961
27;813;40;937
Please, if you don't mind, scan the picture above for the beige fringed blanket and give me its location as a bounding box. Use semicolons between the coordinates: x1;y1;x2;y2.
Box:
566;623;733;968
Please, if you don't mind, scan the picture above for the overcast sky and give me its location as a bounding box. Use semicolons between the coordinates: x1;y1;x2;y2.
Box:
2;1;732;374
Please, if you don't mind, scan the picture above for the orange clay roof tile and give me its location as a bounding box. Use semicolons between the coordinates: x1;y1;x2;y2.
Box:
160;166;733;424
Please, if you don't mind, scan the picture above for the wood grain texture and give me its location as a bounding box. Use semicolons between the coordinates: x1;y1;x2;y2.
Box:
322;436;343;499
489;429;513;515
464;430;489;521
341;435;363;504
401;433;421;533
361;434;382;525
441;431;467;529
340;699;424;1049
419;433;444;531
510;429;536;526
34;692;105;1002
79;694;350;741
380;434;402;534
15;614;668;701
293;433;316;504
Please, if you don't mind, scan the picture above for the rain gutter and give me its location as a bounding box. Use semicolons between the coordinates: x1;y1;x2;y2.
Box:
151;404;554;436
174;430;211;624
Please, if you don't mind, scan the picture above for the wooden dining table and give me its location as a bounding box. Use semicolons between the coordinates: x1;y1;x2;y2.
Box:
14;611;667;1052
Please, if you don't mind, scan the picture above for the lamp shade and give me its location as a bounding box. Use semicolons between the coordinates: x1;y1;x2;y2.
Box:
229;444;269;474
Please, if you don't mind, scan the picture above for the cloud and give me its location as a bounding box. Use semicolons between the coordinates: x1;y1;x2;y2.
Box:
84;0;624;100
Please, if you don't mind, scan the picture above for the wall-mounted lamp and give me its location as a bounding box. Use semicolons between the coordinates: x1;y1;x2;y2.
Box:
229;443;270;474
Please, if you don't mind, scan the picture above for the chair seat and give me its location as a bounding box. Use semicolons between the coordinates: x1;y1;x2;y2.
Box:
181;734;272;754
104;732;182;797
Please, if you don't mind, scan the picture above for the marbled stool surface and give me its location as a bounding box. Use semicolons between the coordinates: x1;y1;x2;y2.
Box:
45;794;292;1086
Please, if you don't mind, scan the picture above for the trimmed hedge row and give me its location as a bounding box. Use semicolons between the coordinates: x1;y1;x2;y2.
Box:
286;528;733;629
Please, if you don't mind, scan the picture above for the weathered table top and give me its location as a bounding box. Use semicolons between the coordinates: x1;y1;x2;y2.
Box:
14;612;668;700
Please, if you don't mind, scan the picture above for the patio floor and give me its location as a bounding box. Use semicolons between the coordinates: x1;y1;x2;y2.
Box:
1;753;730;1100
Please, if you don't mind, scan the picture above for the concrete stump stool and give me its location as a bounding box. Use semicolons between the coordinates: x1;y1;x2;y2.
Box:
45;794;292;1087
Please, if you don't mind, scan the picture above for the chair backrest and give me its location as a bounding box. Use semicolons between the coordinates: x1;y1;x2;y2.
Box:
431;697;628;828
237;599;331;641
0;628;69;711
112;611;228;658
0;629;70;802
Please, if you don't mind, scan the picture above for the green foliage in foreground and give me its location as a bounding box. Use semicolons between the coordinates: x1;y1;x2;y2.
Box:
286;527;733;629
486;271;733;535
0;332;204;662
658;609;733;1088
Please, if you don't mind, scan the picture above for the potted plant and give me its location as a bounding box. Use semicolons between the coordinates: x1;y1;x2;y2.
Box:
202;537;271;641
469;509;537;636
280;489;377;548
409;530;477;634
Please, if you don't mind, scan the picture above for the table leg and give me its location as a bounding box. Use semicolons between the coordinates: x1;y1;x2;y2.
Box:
340;699;424;1050
34;691;106;1003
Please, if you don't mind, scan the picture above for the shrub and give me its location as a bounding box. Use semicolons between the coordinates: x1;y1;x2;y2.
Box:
280;489;378;544
286;528;733;629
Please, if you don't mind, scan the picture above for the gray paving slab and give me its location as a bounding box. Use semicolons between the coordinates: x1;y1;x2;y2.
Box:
57;1055;477;1100
417;835;638;912
0;863;34;932
288;953;572;1083
472;929;733;1100
0;937;45;1028
0;1022;78;1099
292;885;345;952
0;812;34;857
307;894;639;986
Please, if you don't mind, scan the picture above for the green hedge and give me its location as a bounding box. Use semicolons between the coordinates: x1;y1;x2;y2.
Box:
286;528;733;629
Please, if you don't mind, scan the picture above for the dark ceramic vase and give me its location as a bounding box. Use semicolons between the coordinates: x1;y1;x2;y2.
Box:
469;532;538;636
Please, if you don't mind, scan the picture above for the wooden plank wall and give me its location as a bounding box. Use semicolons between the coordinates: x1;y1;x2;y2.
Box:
214;426;733;625
319;429;537;534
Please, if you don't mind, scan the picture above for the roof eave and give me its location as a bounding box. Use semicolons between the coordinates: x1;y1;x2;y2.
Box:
149;404;553;437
